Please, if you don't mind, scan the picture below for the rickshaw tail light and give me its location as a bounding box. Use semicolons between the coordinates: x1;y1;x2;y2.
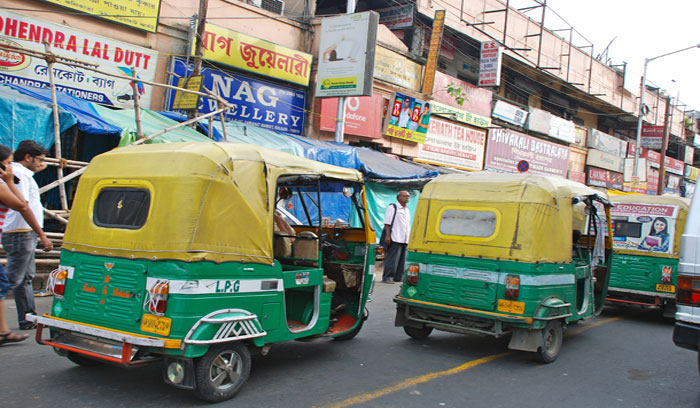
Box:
148;282;169;314
49;269;68;296
505;275;520;299
406;264;420;285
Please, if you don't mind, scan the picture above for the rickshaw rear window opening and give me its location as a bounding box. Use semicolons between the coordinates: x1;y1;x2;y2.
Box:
93;188;151;229
438;209;498;238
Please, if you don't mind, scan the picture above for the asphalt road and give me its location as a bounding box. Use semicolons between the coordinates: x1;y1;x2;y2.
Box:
2;273;699;408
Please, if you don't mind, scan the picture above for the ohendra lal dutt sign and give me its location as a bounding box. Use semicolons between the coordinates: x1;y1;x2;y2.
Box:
485;128;570;177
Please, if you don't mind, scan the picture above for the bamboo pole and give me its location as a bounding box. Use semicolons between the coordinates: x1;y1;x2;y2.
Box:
44;157;88;166
130;67;144;140
131;107;227;146
39;166;87;194
43;42;68;210
43;208;68;224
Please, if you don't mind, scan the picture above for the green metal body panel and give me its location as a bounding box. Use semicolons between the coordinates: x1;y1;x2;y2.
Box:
51;247;372;359
394;250;594;335
608;253;678;303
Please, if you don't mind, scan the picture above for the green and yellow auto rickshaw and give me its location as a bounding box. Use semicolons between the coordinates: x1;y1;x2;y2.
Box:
27;142;376;402
394;172;612;362
606;193;690;316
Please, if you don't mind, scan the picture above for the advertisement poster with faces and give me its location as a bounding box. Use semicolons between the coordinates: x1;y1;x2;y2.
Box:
611;203;678;254
385;92;432;143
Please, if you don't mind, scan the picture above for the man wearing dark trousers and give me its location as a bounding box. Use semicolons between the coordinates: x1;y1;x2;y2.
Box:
382;191;411;283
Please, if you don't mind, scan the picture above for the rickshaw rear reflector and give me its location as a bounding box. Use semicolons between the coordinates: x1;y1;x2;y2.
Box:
49;269;68;296
406;264;420;285
677;276;700;306
505;275;520;299
147;281;169;314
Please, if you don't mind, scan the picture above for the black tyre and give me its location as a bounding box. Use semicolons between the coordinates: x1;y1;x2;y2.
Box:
194;342;251;403
66;351;102;367
534;320;563;363
403;325;433;340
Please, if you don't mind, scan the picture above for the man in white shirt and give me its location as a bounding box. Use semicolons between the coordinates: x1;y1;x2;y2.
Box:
382;191;411;283
3;140;53;330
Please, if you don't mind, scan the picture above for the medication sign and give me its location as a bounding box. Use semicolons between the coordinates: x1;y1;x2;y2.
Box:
478;41;502;87
0;10;158;108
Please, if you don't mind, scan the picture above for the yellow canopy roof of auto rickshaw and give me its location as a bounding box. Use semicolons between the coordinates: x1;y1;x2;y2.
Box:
409;172;608;263
608;193;690;257
63;142;363;264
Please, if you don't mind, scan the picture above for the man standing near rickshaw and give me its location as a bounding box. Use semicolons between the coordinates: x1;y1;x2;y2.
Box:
382;191;411;283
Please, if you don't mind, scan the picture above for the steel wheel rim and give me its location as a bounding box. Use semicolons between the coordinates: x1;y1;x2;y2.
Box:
209;351;243;390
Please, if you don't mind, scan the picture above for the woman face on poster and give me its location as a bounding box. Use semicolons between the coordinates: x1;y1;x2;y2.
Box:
651;217;668;235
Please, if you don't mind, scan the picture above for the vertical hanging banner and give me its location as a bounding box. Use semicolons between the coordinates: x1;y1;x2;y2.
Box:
421;10;446;95
385;92;432;143
316;11;379;97
478;41;502;87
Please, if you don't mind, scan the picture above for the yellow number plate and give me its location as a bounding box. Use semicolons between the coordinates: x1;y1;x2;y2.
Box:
141;314;171;336
656;284;676;293
497;299;525;315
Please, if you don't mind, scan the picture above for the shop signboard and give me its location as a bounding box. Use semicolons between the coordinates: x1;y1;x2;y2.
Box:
424;30;455;59
430;101;491;128
0;10;158;108
665;156;685;175
316;11;378;97
376;4;414;29
574;126;587;147
587;167;623;190
478;41;502;87
317;95;383;138
686;146;695;164
527;107;550;135
373;46;422;92
666;174;682;194
431;71;493;117
417;117;486;171
484;128;570;177
610;202;679;254
686;181;696;198
492;100;528;127
587;128;627;157
586;148;624;173
166;57;306;135
550;115;575;144
694;134;700;148
568;169;586;184
647;167;659;195
385;92;432;143
197;22;312;86
42;0;160;33
641;125;664;149
685;165;700;181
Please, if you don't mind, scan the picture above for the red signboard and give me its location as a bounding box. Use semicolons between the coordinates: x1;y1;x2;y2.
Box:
568;169;587;184
484;128;570;177
317;95;384;138
587;167;623;190
431;71;493;117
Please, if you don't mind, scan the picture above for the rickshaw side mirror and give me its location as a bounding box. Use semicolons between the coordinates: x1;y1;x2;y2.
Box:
342;186;353;197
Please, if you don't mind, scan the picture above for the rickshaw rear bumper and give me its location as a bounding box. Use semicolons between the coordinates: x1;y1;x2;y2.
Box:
26;314;180;366
394;296;533;336
673;321;700;352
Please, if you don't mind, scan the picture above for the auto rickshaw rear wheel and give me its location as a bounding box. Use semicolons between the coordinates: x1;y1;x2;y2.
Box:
403;325;433;340
194;342;251;403
66;351;102;367
534;320;563;363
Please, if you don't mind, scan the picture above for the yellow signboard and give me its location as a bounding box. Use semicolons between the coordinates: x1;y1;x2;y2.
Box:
196;23;312;86
431;101;491;128
373;46;423;92
421;10;446;95
44;0;160;33
172;76;203;110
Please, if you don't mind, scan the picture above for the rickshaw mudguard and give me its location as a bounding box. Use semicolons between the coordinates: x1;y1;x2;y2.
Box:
181;309;267;358
533;297;573;323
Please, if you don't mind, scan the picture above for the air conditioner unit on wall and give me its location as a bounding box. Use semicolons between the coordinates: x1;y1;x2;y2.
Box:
261;0;285;14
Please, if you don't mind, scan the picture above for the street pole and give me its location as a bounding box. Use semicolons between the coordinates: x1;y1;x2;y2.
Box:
333;0;357;143
657;95;672;195
633;43;700;179
189;0;209;122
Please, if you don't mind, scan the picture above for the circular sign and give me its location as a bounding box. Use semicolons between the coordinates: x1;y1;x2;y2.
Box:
517;160;529;173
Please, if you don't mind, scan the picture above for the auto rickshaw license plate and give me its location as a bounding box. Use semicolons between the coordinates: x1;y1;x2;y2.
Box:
497;299;525;315
141;314;171;336
655;284;676;293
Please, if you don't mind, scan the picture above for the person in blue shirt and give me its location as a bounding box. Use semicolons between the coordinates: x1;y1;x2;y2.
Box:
638;217;670;253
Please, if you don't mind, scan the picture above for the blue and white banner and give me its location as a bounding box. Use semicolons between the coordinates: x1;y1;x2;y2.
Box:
166;57;306;135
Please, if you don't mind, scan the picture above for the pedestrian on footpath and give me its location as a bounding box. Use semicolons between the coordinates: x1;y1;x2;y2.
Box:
3;140;53;331
382;191;411;284
0;144;51;345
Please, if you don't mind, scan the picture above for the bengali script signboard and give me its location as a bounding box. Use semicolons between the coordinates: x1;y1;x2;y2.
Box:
430;101;491;129
484;128;570;177
197;23;312;86
0;10;158;108
43;0;160;32
417;117;486;171
373;46;422;92
431;71;493;117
